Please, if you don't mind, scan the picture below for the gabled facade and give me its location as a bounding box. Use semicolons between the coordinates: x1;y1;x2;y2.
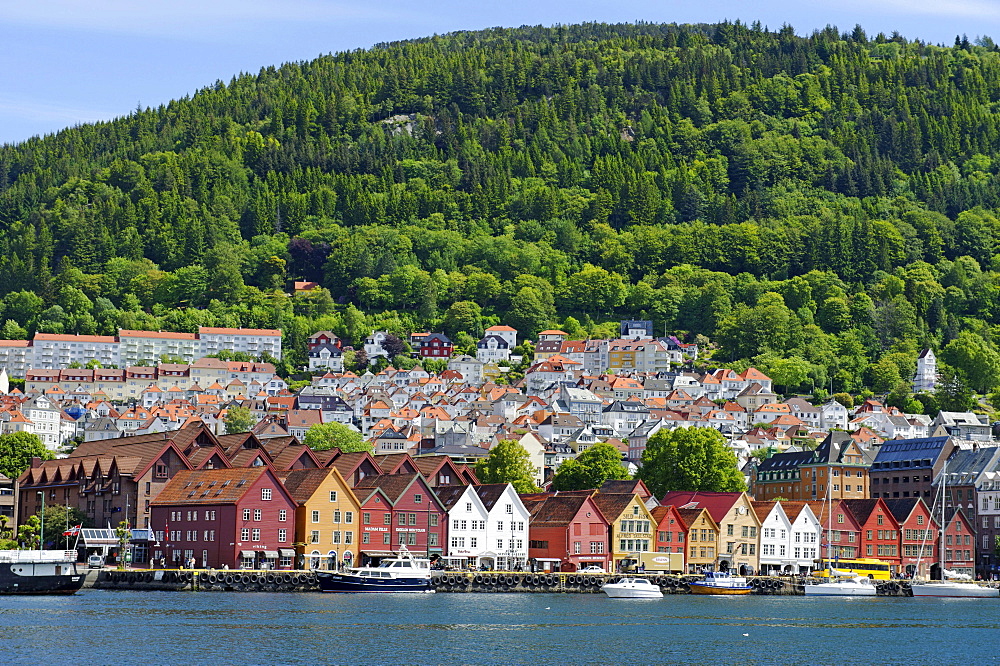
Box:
591;493;656;572
282;467;361;569
353;473;447;563
149;467;298;569
676;507;718;573
663;491;761;574
522;493;610;572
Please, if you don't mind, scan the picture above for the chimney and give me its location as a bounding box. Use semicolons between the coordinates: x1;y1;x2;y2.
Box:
31;457;42;468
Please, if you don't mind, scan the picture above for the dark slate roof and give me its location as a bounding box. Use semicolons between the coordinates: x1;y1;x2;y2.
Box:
842;499;887;526
433;484;471;511
882;498;923;524
757;449;814;473
354;473;419;503
872;436;951;467
940;447;1000;485
473;484;509;510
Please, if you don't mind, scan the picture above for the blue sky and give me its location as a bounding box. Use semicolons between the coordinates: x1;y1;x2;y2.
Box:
4;0;1000;145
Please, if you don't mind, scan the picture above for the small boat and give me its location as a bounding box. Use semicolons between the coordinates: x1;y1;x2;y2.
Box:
688;571;752;595
601;577;663;599
804;575;877;597
315;546;433;593
910;581;998;598
0;550;84;595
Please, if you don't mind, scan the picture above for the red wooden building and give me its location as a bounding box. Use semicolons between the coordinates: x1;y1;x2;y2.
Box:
844;498;902;569
651;505;687;563
521;493;610;572
942;508;976;578
149;467;298;570
807;499;863;561
883;498;936;578
352;473;447;564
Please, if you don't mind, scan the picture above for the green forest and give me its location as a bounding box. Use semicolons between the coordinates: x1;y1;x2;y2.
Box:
4;21;1000;409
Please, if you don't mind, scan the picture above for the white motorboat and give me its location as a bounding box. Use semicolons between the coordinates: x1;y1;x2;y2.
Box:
601;577;663;598
315;545;433;593
910;581;997;598
688;570;752;595
804;575;877;597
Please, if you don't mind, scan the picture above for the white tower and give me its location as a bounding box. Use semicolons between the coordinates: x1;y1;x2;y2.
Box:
913;349;937;393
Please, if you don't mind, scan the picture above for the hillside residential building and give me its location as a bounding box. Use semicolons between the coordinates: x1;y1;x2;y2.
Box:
914;348;937;393
197;327;282;360
751;432;872;502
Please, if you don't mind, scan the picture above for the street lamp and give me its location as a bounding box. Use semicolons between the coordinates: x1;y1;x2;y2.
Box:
36;491;45;550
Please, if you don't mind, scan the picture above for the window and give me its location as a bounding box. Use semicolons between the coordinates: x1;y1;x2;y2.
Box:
877;514;884;525
310;531;320;544
429;514;438;527
384;513;392;525
506;504;513;514
362;532;370;544
278;509;286;522
262;488;272;501
155;464;167;478
398;513;406;526
466;502;472;512
254;509;262;522
329;491;338;502
278;529;286;542
243;509;251;521
727;524;734;536
241;528;250;541
837;514;844;524
383;533;391;545
429;533;438;546
332;531;341;544
345;512;353;524
414;494;422;504
409;513;417;526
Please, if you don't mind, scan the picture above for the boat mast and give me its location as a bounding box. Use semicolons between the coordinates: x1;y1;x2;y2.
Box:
940;460;947;581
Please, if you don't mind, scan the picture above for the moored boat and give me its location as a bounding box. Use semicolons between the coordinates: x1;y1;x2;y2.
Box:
688;571;752;595
910;581;998;598
601;577;663;598
0;550;84;595
803;575;877;597
315;546;433;593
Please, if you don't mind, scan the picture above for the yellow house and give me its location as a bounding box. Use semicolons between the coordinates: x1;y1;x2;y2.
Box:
663;491;761;574
282;467;361;570
677;507;719;573
592;493;656;572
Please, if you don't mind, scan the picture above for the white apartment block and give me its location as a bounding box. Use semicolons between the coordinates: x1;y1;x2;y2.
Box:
0;341;31;376
119;330;200;365
197;327;282;360
31;333;120;369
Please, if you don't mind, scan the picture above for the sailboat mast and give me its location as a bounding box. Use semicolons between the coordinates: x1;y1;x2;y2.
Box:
940;460;947;581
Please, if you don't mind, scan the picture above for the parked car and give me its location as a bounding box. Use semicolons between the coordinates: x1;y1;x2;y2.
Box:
87;554;105;569
579;566;605;573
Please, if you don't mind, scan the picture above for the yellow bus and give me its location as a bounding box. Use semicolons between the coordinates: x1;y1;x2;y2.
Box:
814;558;892;580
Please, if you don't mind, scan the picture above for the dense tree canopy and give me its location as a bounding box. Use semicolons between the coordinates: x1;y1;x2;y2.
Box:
474;439;540;493
550;442;630;491
4;23;1000;397
302;422;372;453
0;432;53;480
638;427;747;497
223;405;255;434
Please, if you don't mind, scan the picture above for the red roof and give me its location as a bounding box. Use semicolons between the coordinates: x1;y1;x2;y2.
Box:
660;491;748;524
198;326;281;336
34;333;116;343
119;330;197;340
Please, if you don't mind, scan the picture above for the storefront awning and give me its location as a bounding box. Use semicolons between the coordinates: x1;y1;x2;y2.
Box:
130;529;155;542
361;551;396;557
533;557;562;562
80;528;118;547
263;551;279;559
279;549;295;557
239;550;256;558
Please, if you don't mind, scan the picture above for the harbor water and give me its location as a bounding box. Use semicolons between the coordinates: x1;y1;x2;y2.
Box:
1;590;994;664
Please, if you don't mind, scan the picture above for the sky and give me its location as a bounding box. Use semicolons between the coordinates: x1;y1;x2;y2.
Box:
3;0;1000;145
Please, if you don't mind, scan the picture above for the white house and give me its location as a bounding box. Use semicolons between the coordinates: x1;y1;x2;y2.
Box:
476;335;511;364
437;483;529;570
755;501;822;574
21;393;63;450
437;485;491;568
363;331;391;362
308;343;344;372
483;325;517;350
914;348;937;393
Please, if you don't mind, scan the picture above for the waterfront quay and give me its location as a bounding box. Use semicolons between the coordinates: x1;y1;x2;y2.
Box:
91;569;944;596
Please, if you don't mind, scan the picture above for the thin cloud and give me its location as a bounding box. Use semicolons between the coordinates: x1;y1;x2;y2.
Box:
851;0;1000;18
3;0;419;39
0;97;117;127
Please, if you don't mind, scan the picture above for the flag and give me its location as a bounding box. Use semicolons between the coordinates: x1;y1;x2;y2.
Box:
63;524;82;537
110;506;122;513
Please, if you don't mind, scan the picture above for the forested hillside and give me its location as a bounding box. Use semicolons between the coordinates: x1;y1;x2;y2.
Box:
3;21;1000;408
